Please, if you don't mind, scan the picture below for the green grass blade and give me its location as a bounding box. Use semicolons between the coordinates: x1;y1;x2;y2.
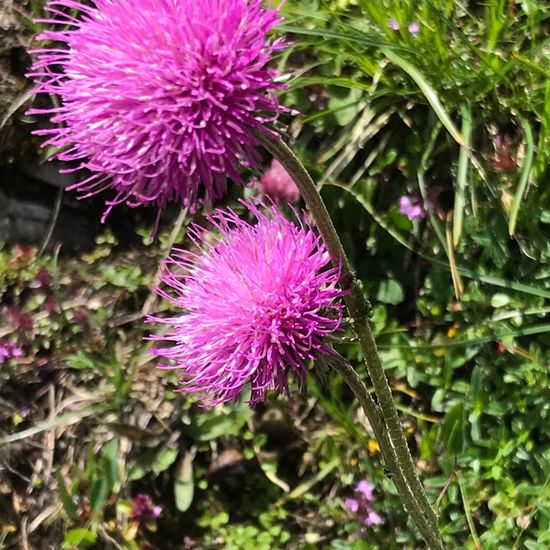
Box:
508;118;534;236
457;472;483;550
0;404;109;445
453;105;473;247
382;49;464;145
379;323;550;350
279;25;411;52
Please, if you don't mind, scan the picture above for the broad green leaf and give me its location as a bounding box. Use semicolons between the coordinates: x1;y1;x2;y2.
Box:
490;293;511;308
174;450;195;512
375;279;404;305
152;445;179;475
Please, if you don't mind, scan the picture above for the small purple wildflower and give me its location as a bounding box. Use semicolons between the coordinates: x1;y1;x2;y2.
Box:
388;18;400;31
28;0;286;220
7;307;34;332
148;200;344;406
131;493;162;525
0;340;23;364
258;160;300;204
356;479;374;500
399;195;426;221
31;267;52;289
408;22;420;36
344;480;383;528
366;510;383;526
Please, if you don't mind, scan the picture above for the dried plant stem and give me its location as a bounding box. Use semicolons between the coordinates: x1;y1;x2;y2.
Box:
260;134;444;550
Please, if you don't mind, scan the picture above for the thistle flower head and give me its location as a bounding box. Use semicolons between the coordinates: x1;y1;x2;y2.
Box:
28;0;285;220
148;200;344;406
258;159;300;204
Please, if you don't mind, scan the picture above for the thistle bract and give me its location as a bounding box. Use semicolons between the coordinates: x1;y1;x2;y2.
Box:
28;0;285;219
148;201;344;406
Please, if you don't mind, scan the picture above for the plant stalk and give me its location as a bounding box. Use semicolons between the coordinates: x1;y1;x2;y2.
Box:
260;133;444;549
321;352;436;545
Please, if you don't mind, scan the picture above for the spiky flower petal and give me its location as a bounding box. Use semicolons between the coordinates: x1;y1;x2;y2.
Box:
28;0;285;219
148;201;344;406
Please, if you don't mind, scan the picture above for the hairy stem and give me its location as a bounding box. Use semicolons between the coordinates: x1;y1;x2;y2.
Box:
320;352;436;544
260;134;443;549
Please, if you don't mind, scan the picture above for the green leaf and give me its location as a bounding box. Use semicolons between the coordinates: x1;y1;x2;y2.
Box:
174;450;195;512
56;467;77;521
328;87;363;126
375;279;404;305
453;104;473;247
66;351;97;370
62;528;97;548
490;293;511;308
382;49;464;145
101;439;119;491
152;445;179;475
89;478;108;514
509;118;534;236
442;402;466;455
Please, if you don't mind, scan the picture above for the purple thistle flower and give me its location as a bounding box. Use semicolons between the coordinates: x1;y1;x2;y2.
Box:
148;200;344;406
258;160;300;204
28;0;286;221
399;195;426;221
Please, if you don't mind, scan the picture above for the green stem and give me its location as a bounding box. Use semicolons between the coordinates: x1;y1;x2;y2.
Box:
321;353;435;545
260;134;444;550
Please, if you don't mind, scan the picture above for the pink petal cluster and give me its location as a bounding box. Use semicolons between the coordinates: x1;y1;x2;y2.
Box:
148;201;344;406
131;493;162;525
0;340;23;364
28;0;285;220
399;195;426;221
344;480;383;527
259;160;300;204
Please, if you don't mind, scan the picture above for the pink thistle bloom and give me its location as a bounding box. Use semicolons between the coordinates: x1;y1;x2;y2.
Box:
28;0;286;221
399;195;426;221
258;160;300;204
148;200;344;406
